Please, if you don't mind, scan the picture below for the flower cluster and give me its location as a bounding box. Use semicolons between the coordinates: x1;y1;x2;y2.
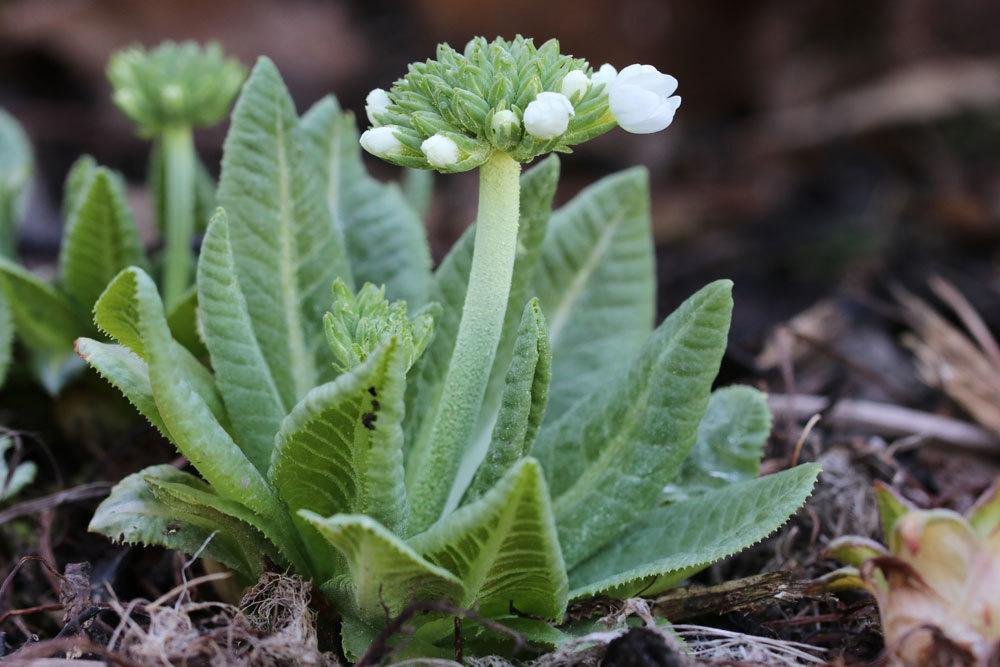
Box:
359;36;681;172
108;41;246;137
323;280;436;374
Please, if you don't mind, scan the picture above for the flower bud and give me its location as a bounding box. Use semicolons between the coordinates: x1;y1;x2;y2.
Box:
324;280;435;373
365;88;392;127
359;126;403;156
420;133;460;168
591;63;618;91
609;64;681;134
560;69;590;100
523;92;575;140
491;109;519;133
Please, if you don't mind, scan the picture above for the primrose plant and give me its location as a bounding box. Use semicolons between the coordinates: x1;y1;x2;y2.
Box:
85;37;819;658
0;42;241;394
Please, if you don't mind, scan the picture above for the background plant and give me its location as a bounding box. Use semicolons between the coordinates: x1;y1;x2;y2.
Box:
0;43;241;394
825;481;1000;665
108;41;245;309
83;42;819;659
0;152;148;393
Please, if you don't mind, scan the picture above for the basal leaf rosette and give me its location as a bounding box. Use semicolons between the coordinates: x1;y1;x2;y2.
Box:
108;41;246;137
360;36;682;173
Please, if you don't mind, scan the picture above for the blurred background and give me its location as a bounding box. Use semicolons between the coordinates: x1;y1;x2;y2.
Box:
3;0;1000;379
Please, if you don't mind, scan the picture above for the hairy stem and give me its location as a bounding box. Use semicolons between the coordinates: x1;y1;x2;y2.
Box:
161;125;196;310
407;152;521;532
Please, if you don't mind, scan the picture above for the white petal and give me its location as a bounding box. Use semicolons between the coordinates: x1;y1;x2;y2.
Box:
365;87;392;126
560;69;591;99
420;133;460;167
621;95;681;134
609;84;660;126
613;64;678;97
591;63;618;91
523;92;574;139
359;126;402;155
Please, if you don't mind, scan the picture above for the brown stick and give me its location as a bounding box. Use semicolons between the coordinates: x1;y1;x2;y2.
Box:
768;393;1000;454
0;482;110;525
651;571;812;621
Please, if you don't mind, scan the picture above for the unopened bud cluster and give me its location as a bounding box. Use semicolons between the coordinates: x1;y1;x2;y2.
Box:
108;41;246;137
360;36;680;173
324;280;436;373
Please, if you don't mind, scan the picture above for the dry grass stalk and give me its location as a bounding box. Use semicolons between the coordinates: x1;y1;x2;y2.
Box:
107;571;337;667
896;277;1000;437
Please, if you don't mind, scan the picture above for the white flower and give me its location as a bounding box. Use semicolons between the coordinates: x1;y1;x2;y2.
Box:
365;88;391;126
359;126;402;156
491;109;519;132
560;69;590;100
590;64;617;91
523;92;575;140
421;133;460;167
609;64;681;134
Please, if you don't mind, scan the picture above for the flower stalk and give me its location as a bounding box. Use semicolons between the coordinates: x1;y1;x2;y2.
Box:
407;150;521;531
160;125;196;309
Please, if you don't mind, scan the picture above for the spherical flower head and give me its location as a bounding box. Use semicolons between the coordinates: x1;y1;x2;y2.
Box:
107;41;246;137
358;36;621;172
560;69;591;100
421;133;460;167
523;92;575;140
360;126;404;157
365;88;391;127
609;64;681;134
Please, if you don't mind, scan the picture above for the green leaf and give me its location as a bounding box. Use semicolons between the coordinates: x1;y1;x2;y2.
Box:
0;293;12;388
567;464;821;599
0;257;89;354
74;338;167;435
198;210;287;472
825;536;888;567
93;268;229;432
217;59;351;406
150;140;217;234
0;436;36;502
408;458;568;620
145;475;288;573
271;339;408;574
62;155;97;224
0;108;32;258
874;481;914;551
301;96;432;306
94;268;281;523
463;298;550;503
57;168;146;310
89;465;262;578
301;511;464;618
406;156;559;507
534;167;654;423
165;285;207;358
532;280;733;569
969;481;1000;538
662;386;771;502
